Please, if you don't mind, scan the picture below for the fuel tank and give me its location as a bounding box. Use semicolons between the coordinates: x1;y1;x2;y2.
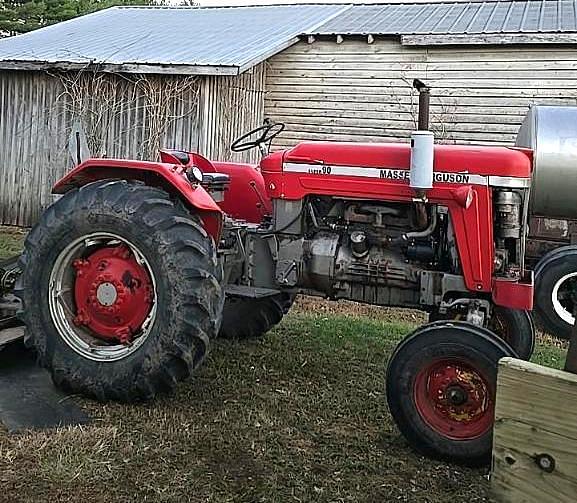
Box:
516;105;577;219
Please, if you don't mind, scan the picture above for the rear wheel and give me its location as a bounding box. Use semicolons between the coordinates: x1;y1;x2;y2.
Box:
219;293;294;339
534;246;577;339
16;179;223;402
386;321;515;466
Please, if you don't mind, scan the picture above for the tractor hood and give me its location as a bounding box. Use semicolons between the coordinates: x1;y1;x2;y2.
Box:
282;142;532;180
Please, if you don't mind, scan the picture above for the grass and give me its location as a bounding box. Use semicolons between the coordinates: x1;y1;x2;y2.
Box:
0;226;25;260
0;229;568;502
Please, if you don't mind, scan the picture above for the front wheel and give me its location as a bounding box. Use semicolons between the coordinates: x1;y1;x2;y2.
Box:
429;306;534;360
386;321;515;466
16;180;223;402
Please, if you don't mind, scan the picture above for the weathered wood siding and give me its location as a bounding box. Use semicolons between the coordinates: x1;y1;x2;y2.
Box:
0;65;265;227
265;39;577;149
199;62;266;164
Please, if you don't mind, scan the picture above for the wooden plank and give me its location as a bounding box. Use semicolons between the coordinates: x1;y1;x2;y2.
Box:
278;118;521;133
268;68;577;80
403;33;577;46
265;85;577;99
272;51;577;65
265;93;575;109
279;128;515;143
0;61;239;76
266;106;527;123
492;357;577;503
281;40;577;58
267;76;577;89
265;99;531;115
271;59;577;71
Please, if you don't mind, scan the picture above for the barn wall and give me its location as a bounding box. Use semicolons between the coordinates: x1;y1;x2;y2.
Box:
198;62;266;164
265;39;577;149
0;65;265;227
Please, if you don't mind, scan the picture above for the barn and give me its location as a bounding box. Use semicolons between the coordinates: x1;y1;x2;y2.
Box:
1;1;577;226
0;4;345;225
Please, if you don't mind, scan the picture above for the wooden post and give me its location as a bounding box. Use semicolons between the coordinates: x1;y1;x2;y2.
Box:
563;296;577;374
492;358;577;502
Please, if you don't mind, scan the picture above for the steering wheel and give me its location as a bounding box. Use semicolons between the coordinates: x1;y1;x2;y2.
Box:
230;120;285;153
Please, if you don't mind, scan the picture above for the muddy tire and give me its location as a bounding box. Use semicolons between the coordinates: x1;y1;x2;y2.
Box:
386;321;515;466
534;246;577;340
219;293;294;339
15;179;223;402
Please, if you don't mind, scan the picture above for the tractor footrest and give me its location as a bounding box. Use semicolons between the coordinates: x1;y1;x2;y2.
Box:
225;285;282;299
0;326;24;347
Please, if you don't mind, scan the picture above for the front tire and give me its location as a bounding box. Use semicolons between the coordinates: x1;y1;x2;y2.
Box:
429;307;533;360
534;246;577;340
16;180;223;402
386;321;515;466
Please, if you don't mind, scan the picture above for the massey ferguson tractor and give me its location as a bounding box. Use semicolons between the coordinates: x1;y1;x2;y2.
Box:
3;80;572;467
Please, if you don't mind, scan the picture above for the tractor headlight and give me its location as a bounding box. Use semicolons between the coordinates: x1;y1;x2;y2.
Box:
187;166;204;184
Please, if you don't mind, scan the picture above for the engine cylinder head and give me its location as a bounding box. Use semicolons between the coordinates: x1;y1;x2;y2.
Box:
494;190;522;239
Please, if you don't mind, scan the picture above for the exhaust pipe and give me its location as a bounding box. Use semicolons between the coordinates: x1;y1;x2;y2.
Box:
410;79;434;203
414;79;430;131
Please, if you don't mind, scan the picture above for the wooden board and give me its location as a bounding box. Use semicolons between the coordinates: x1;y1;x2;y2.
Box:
492;357;577;503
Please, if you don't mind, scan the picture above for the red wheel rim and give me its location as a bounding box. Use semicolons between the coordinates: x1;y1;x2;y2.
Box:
413;358;494;440
73;244;154;344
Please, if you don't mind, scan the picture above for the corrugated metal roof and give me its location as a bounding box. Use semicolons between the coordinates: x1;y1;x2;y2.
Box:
312;1;577;35
1;2;576;74
0;4;349;74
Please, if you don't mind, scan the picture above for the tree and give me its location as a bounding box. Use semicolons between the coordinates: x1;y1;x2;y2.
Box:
0;0;177;37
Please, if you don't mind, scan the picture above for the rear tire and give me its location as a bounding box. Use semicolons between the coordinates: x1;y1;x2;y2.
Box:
219;293;294;339
386;321;515;466
534;246;577;340
16;179;223;402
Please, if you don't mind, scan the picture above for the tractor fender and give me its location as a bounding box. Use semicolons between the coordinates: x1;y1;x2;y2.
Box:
160;150;272;224
52;158;224;240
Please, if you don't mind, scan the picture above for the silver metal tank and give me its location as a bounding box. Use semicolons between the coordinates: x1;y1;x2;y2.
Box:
516;105;577;219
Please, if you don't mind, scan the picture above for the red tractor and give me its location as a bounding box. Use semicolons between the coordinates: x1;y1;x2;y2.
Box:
1;82;538;466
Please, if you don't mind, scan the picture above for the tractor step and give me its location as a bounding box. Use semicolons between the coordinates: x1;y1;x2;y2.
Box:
225;284;282;299
0;326;24;347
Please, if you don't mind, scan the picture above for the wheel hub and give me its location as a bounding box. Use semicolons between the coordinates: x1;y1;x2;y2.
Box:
445;385;468;406
414;359;493;440
96;282;118;306
552;272;577;325
73;245;153;344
